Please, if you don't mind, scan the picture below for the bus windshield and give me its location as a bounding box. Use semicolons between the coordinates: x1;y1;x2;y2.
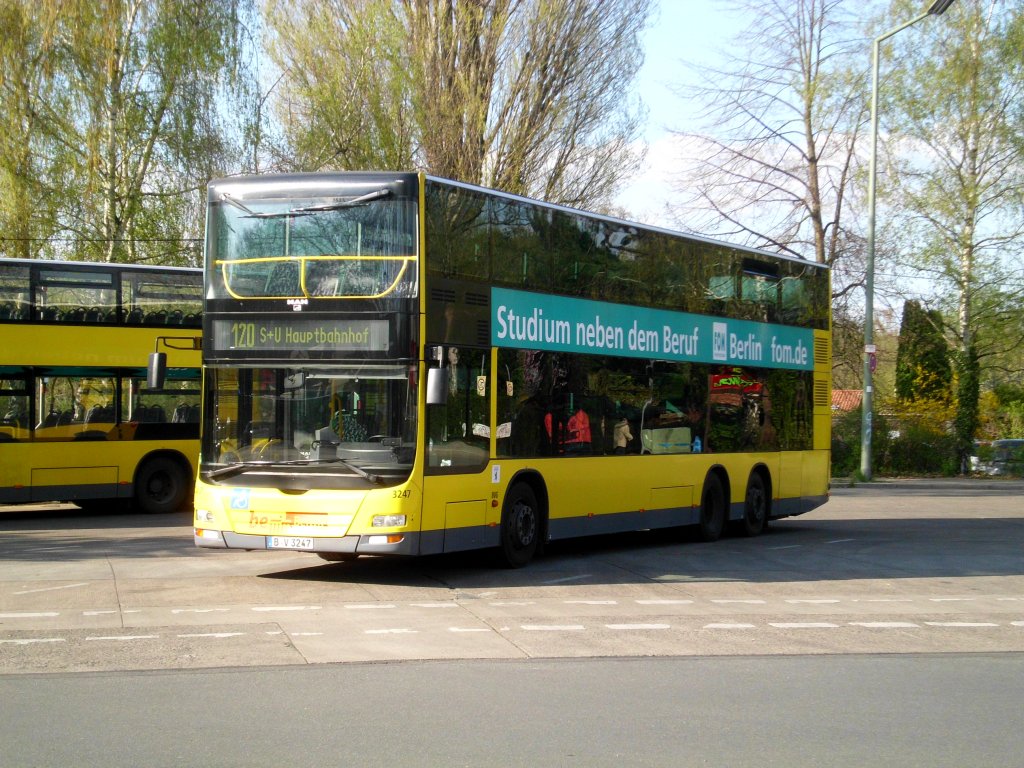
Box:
208;193;418;301
203;363;417;486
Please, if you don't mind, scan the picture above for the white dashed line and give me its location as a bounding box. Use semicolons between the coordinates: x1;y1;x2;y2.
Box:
786;599;841;604
542;575;590;584
929;598;976;603
365;628;417;635
521;624;585;631
1011;622;1024;627
83;611;119;616
606;623;670;630
769;622;839;629
635;599;694;605
704;623;756;629
0;637;66;645
252;606;321;612
566;600;617;605
13;583;88;595
490;601;536;606
0;612;60;618
85;635;159;642
178;632;246;639
825;539;856;544
290;632;324;637
850;622;919;628
449;627;492;633
770;545;802;550
410;603;458;609
712;599;766;605
924;622;999;628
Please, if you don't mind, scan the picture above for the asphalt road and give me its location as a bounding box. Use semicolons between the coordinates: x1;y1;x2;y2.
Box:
1;479;1022;766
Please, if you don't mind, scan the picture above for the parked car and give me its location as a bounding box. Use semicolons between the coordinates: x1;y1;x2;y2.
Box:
971;439;1024;476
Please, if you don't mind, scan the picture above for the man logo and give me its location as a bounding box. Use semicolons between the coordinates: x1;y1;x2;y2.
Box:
713;322;728;361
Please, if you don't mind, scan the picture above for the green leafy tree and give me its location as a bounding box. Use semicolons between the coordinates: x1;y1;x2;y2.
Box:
894;299;951;403
881;0;1024;472
0;0;256;265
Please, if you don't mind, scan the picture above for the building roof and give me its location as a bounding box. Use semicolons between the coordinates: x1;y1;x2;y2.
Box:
831;389;863;413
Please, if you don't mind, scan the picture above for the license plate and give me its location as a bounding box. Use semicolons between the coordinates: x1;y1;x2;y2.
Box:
267;536;314;550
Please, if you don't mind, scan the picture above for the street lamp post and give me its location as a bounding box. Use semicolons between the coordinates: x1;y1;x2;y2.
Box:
860;0;956;480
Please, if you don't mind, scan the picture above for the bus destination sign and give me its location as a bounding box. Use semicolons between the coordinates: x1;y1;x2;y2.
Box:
212;317;390;354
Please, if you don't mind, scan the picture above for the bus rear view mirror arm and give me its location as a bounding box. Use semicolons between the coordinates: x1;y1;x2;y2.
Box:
148;336;201;390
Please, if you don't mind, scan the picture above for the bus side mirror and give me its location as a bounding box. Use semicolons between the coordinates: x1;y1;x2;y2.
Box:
147;352;167;389
426;367;449;405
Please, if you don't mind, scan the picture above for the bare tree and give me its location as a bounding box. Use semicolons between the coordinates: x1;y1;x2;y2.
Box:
266;0;650;209
669;0;866;269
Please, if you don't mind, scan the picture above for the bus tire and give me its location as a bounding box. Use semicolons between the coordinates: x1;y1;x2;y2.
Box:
737;471;768;537
698;473;726;542
134;456;189;514
499;481;541;568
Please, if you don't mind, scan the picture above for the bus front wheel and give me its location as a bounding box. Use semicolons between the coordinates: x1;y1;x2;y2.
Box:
134;456;189;514
698;473;726;542
499;481;541;568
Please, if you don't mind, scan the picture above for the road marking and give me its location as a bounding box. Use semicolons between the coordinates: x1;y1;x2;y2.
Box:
770;545;802;550
704;623;756;629
1011;622;1024;627
853;599;914;603
636;599;694;605
924;622;998;628
0;637;66;645
410;603;458;609
786;599;841;604
490;601;536;606
85;635;159;641
0;612;60;618
566;600;617;605
178;632;246;639
542;575;591;584
290;632;324;637
850;622;919;628
521;624;585;631
825;539;856;544
606;623;670;630
930;598;976;603
252;606;321;612
712;599;766;605
769;622;839;629
449;627;492;633
365;628;417;635
13;582;88;595
83;611;119;616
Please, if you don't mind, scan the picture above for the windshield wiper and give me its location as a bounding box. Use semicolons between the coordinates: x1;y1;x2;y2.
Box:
204;458;383;484
233;188;393;220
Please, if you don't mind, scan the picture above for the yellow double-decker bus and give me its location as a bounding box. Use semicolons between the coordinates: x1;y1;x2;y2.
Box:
190;172;830;566
0;258;201;513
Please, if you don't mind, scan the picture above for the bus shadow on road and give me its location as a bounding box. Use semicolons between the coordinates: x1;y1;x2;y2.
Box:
256;515;1024;587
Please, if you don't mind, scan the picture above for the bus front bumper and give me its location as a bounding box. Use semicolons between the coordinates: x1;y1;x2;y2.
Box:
194;528;420;556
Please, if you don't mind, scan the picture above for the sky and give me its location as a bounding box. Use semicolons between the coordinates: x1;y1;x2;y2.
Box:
615;1;743;226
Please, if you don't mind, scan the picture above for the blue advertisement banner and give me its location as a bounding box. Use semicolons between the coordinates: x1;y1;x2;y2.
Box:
491;287;814;371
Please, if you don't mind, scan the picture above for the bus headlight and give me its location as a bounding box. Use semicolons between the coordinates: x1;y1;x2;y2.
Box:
372;514;407;528
196;509;215;522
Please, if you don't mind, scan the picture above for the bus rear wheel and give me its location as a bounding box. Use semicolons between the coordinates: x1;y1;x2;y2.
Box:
737;472;768;537
698;473;726;542
499;481;541;568
134;456;189;514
